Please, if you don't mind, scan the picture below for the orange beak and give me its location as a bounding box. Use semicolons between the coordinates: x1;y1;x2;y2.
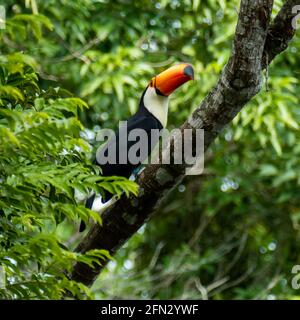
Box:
150;63;194;96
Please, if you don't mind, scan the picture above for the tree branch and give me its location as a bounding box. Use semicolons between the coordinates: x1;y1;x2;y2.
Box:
262;0;299;68
70;0;298;286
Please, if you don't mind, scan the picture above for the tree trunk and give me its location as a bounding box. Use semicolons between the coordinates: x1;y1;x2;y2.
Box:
70;0;299;286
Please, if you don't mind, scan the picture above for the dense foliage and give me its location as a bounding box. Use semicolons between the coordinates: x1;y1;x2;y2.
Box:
0;0;299;299
0;0;137;299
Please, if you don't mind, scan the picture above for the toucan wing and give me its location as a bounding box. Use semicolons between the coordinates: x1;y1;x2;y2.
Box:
97;115;162;178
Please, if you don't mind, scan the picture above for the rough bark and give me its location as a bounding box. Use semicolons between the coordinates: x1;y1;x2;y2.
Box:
262;0;299;68
70;0;299;286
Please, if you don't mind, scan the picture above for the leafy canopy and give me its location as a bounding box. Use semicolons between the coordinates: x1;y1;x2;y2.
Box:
0;3;137;299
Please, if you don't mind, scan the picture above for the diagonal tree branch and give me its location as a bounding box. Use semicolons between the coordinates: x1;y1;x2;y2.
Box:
70;0;299;286
262;0;299;68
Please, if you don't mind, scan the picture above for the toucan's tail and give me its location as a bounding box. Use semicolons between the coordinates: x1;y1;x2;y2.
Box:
79;194;96;232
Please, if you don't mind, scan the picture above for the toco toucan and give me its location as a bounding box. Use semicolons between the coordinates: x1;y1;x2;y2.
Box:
80;63;194;231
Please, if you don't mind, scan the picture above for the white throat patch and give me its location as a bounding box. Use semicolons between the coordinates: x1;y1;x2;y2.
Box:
143;86;169;127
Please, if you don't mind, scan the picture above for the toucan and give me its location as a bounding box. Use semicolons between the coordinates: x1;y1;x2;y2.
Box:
80;63;194;231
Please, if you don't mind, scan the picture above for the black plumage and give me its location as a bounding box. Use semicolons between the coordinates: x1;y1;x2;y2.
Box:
80;88;163;231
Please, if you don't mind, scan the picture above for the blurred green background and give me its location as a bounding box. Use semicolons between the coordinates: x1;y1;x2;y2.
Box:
1;0;300;299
